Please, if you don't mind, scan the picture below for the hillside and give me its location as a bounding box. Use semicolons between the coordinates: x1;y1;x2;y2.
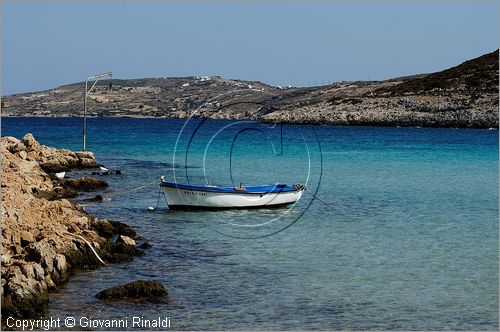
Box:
2;50;498;128
375;50;498;95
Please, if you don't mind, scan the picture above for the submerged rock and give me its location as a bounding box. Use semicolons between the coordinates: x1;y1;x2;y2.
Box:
95;280;167;302
139;242;152;249
80;194;103;203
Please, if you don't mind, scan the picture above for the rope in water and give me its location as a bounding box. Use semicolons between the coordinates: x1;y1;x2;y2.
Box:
304;188;335;210
105;181;158;198
79;181;158;207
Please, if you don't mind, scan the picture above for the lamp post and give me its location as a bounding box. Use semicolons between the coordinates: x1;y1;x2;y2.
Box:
82;72;112;151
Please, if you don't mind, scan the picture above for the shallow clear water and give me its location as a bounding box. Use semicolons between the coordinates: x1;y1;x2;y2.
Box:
2;117;498;330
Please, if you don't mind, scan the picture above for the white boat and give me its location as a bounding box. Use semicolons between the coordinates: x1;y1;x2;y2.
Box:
160;180;305;210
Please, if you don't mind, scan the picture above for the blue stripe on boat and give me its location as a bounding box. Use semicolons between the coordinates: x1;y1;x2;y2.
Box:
160;181;297;194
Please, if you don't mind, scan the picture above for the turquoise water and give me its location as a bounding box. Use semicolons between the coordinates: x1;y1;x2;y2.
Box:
2;117;498;330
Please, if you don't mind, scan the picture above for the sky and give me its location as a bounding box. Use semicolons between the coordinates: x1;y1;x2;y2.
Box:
2;1;498;95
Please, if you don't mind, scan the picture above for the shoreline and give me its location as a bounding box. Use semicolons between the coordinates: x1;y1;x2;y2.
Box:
2;115;498;130
1;134;147;319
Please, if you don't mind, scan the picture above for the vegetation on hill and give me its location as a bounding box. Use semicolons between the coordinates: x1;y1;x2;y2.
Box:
375;50;499;96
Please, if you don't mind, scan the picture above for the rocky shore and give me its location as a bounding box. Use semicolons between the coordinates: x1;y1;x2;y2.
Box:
257;94;498;128
1;134;145;318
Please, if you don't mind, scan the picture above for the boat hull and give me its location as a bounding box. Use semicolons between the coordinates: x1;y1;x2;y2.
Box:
161;185;303;210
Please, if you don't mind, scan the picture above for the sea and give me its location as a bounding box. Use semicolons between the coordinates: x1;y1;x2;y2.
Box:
2;117;498;330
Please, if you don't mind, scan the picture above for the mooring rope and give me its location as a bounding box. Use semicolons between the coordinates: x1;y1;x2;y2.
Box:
79;181;158;207
105;181;158;198
304;188;335;210
155;185;162;210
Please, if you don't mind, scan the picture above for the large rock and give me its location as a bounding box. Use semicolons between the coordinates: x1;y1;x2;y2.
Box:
91;219;137;238
54;254;67;272
3;136;20;146
60;177;108;191
31;186;78;201
95;280;167;302
74;151;95;159
99;241;144;264
52;254;69;283
2;265;50;317
25;240;57;274
20;262;44;282
74;151;98;168
18;134;99;171
9;142;26;153
79;157;98;168
21;134;39;152
39;162;71;173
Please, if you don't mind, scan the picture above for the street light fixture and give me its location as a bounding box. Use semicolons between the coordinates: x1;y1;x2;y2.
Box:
82;72;112;151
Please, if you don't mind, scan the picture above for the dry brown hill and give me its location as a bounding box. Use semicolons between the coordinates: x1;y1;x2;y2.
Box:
2;50;498;128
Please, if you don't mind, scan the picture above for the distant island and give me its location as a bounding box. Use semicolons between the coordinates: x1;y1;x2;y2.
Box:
2;50;498;128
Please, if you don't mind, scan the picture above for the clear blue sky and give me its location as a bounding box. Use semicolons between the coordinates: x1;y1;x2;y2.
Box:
2;1;498;95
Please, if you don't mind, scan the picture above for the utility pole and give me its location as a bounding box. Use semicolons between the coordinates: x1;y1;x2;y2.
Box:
82;72;112;151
